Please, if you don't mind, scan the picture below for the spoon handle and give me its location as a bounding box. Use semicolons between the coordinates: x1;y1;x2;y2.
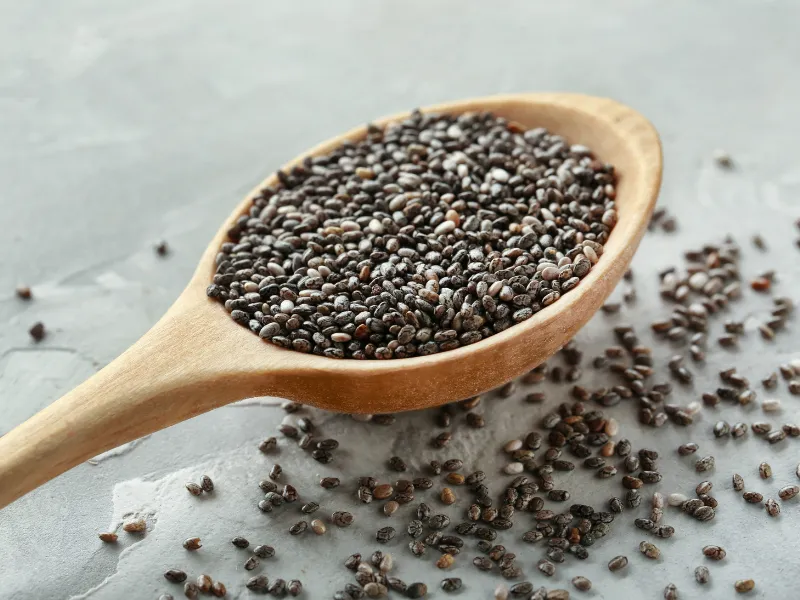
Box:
0;304;265;509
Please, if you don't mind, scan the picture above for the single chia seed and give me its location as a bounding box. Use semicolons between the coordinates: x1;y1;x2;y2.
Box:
608;555;628;572
695;566;710;584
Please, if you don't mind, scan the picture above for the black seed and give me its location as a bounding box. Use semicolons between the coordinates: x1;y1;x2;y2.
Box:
654;525;675;538
253;545;275;558
300;501;319;514
288;521;307;536
441;577;462;592
320;477;340;489
429;514;451;530
376;526;396;543
332;511;354;527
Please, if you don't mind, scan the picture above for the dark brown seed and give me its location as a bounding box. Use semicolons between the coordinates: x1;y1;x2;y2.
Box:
622;475;643;489
320;476;340;489
269;464;282;480
608;555;628;572
98;532;118;543
282;484;298;502
164;569;188;583
231;536;249;548
703;545;726;560
779;485;799;500
376;526;396;543
388;456;407;472
655;525;675;538
28;322;45;342
407;583;427;598
759;462;772;479
743;491;763;504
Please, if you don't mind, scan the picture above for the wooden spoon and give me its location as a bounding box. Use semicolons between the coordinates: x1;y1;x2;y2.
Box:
0;93;661;508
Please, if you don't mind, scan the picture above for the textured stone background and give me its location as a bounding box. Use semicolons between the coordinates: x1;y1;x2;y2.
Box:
1;1;799;598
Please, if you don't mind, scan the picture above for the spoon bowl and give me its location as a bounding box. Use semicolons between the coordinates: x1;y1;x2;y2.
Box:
0;93;661;508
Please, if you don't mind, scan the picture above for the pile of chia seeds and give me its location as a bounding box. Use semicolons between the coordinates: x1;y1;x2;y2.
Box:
207;110;617;359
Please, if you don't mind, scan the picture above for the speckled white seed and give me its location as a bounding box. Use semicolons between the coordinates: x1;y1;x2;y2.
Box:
503;462;524;475
350;414;373;422
605;418;619;436
668;493;689;507
494;584;509;600
504;439;523;453
686;401;702;415
762;399;782;412
379;553;393;573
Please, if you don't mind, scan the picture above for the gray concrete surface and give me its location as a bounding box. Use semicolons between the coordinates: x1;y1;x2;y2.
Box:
1;1;799;598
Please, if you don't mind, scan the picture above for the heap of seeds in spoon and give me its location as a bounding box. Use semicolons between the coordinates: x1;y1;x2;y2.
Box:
207;110;617;359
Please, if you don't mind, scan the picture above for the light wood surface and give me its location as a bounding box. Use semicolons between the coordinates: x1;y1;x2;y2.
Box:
0;93;662;509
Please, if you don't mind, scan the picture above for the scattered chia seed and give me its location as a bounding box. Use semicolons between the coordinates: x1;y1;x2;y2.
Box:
608;555;628;572
695;565;710;584
164;569;187;583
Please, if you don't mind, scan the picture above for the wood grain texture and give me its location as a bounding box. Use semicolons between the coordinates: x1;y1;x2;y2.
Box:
0;93;661;509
